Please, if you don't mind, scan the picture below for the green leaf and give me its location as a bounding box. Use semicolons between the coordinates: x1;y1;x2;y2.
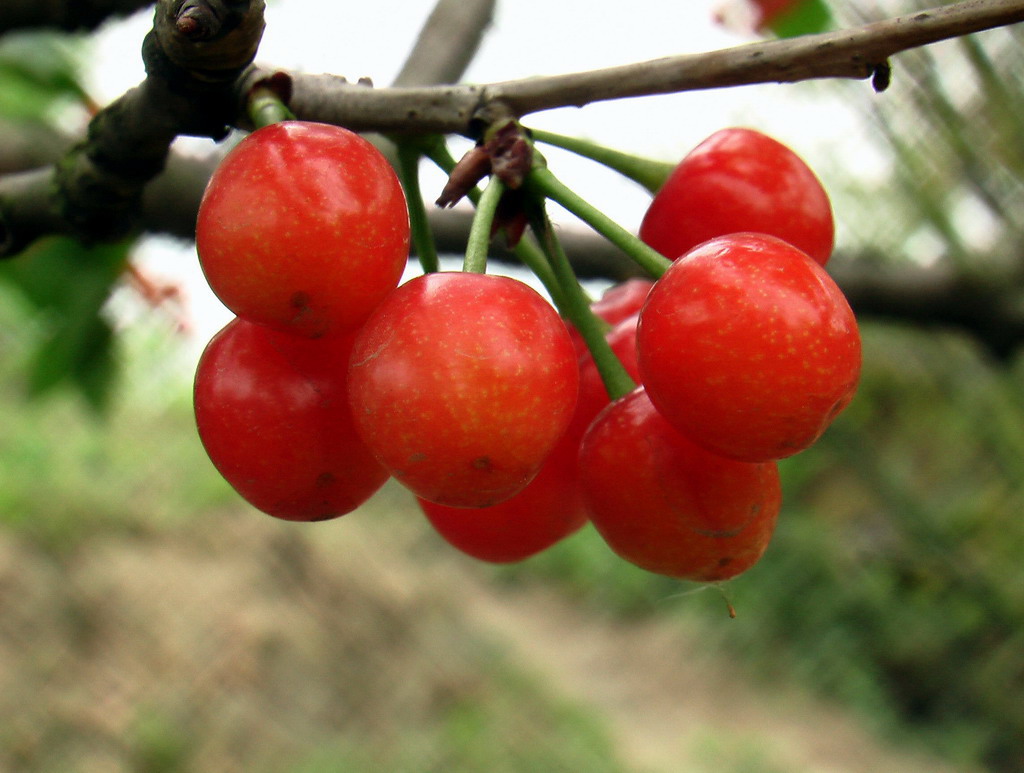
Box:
0;32;90;120
0;236;132;412
27;307;118;413
766;0;834;38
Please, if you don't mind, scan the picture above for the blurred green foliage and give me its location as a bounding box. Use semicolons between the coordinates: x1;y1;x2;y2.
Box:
289;664;628;773
0;291;231;552
0;31;130;412
0;237;131;412
766;0;833;38
0;32;92;120
832;10;1024;274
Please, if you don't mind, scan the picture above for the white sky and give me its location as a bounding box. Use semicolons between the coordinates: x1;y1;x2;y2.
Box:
85;0;879;360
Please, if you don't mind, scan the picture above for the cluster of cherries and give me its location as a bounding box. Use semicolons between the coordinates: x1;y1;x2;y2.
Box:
192;121;860;586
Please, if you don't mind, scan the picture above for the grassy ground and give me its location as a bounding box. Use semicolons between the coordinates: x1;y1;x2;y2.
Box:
0;493;971;773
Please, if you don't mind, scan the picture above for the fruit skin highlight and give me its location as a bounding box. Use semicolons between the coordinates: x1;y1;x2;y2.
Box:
196;121;410;338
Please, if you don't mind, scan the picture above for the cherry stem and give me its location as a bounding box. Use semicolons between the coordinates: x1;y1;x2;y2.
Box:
247;86;295;128
526;165;671;278
527;198;637;402
424;141;566;304
530;128;674;194
463;173;504;273
396;143;440;274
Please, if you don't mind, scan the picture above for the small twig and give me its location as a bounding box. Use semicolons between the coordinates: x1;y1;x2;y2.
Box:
391;0;496;88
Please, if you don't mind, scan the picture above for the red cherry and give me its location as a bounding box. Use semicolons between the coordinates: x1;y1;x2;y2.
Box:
639;127;834;265
589;278;654;328
194;318;389;521
579;387;781;582
637;232;860;462
418;310;644;564
348;272;579;508
751;0;806;29
420;310;640;563
196;121;410;338
416;433;587;563
417;299;638;561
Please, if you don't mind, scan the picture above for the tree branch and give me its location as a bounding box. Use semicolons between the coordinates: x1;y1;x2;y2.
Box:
828;258;1024;360
0;0;265;255
261;0;1024;135
391;0;495;88
2;0;1023;261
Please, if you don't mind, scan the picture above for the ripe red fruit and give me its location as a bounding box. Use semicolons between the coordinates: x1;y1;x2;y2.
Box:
196;121;410;338
194;318;389;521
348;272;579;508
637;232;860;462
589;278;654;328
417;309;644;564
416;434;587;563
416;300;643;562
579;387;781;582
639;127;834;265
420;310;641;564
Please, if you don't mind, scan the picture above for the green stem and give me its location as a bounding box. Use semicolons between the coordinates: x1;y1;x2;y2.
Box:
424;141;566;304
396;143;440;274
527;165;671;279
530;128;673;194
247;86;295;128
463;173;504;273
527;199;636;402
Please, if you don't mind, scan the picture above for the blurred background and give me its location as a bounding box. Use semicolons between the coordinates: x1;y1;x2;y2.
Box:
1;0;1023;771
